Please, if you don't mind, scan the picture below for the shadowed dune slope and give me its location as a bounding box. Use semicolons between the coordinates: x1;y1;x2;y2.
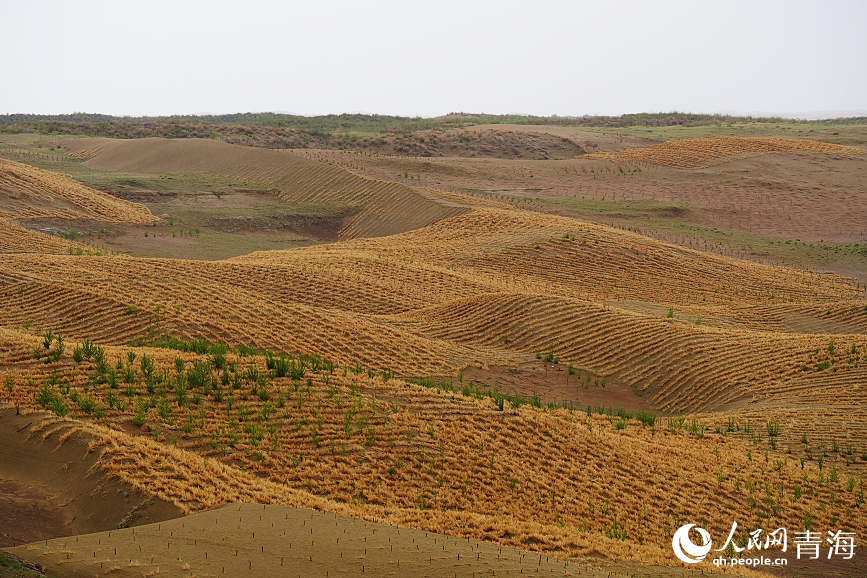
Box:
0;410;181;547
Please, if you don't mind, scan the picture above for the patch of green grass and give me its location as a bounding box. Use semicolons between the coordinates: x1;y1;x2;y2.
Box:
0;551;45;577
80;171;275;195
577;122;867;147
539;196;689;221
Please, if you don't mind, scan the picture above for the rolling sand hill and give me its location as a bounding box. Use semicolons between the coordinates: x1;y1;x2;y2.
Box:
1;138;866;576
67;137;467;239
305;135;867;284
585;136;867;168
0;411;180;548
0;157;153;224
0;158;153;256
0;221;89;256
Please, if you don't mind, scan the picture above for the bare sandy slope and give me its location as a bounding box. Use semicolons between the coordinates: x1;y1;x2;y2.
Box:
66;137;468;239
10;503;719;578
0;410;181;547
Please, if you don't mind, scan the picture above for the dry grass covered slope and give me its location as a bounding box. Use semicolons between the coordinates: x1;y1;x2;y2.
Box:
0;157;153;223
2;140;866;573
0;221;89;255
0;335;862;574
585;136;867;168
0;202;864;394
0;207;862;377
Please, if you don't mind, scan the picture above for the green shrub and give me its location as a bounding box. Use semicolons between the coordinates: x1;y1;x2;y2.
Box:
245;364;259;384
209;349;226;370
529;391;542;408
106;390;125;411
157;397;172;422
76;395;97;415
136;354;153;378
635;410;656;427
49;395;68;417
35;382;58;408
543;345;559;363
267;351;290;377
187;360;211;390
131;399;148;427
123;364;135;384
766;420;780;437
47;334;65;363
182;414;196;434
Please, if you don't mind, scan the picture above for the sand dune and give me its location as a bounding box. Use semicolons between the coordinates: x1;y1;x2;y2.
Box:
1;138;865;574
72;137;468;239
0;157;153;223
586;136;867;168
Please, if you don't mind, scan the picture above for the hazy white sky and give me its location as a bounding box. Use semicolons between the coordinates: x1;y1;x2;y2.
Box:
1;0;865;118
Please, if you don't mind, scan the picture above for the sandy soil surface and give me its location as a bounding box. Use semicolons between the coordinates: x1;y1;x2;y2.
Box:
0;410;182;548
10;503;721;578
760;548;866;578
459;362;654;413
